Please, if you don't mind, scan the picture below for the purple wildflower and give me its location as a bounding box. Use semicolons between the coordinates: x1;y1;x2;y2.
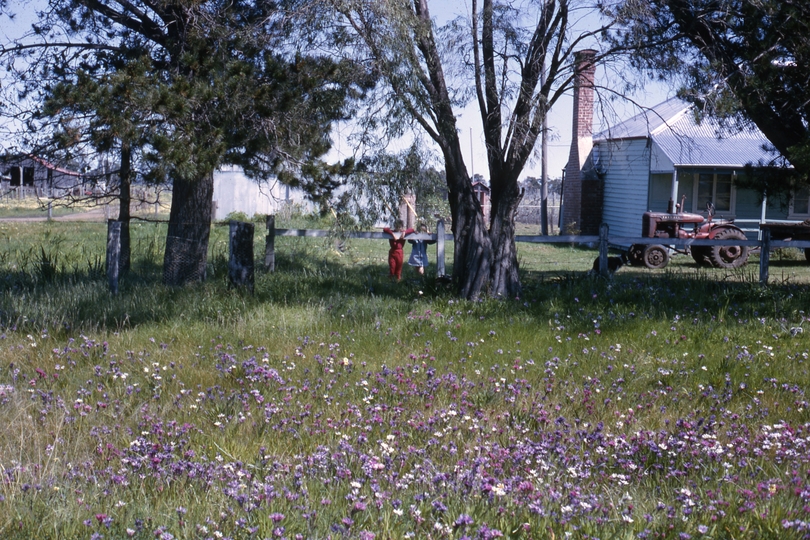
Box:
454;514;474;528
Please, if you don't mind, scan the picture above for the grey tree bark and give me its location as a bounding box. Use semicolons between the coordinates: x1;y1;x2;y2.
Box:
117;142;132;275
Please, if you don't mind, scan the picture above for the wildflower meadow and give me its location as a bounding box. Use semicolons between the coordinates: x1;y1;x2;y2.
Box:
1;218;809;539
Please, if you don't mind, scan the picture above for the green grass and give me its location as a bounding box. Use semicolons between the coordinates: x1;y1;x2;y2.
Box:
0;196;91;218
0;218;809;538
0;191;172;220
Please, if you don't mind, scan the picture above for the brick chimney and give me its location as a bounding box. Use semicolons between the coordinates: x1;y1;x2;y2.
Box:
562;49;597;235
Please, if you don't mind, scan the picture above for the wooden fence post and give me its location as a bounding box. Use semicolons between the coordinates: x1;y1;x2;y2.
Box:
106;219;121;295
759;227;770;284
598;223;609;276
436;219;446;278
264;214;275;272
229;220;255;292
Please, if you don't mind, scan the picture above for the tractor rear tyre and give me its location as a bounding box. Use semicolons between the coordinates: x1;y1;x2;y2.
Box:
709;228;749;268
805;248;810;263
691;246;710;266
643;245;670;269
628;244;645;266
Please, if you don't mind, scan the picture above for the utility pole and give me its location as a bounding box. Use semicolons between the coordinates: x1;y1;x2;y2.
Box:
540;68;549;235
470;128;474;179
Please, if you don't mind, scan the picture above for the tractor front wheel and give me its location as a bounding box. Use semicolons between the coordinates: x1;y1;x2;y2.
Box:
691;246;710;266
643;245;670;269
709;228;749;268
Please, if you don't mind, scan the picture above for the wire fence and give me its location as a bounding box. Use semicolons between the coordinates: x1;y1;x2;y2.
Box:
5;215;809;293
162;234;209;285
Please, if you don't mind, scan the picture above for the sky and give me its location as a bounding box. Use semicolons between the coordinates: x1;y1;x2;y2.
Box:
1;0;673;181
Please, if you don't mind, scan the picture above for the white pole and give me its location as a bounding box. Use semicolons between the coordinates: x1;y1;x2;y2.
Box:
759;190;768;240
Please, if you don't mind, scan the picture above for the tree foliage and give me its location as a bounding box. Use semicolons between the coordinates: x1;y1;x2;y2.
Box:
603;0;810;183
37;0;365;188
335;143;448;229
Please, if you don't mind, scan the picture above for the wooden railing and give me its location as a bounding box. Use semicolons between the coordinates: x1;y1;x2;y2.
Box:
264;219;810;285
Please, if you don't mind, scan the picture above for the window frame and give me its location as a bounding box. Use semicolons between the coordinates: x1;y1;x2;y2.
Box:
789;186;810;219
681;170;738;215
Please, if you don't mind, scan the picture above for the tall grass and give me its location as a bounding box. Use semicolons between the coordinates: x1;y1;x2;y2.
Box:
0;218;809;538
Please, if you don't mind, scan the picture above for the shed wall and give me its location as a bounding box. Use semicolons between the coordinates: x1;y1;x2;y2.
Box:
212;166;313;220
599;139;652;240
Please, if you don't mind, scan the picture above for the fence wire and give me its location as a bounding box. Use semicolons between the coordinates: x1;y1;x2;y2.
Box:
163;235;208;284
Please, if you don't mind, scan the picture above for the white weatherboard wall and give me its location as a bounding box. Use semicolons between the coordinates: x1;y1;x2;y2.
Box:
212;166;312;220
599;138;652;240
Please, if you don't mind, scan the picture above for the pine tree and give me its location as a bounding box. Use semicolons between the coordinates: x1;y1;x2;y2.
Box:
3;0;371;285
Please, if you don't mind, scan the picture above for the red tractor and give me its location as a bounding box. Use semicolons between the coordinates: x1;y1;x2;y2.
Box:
629;197;750;269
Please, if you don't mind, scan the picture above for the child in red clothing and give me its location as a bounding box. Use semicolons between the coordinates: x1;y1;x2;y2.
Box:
383;220;415;280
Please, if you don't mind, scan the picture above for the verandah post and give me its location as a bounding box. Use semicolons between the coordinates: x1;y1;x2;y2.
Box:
759;227;770;284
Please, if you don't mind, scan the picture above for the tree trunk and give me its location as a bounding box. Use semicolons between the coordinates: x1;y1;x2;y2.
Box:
488;175;523;298
118;142;132;274
162;171;214;285
444;147;492;300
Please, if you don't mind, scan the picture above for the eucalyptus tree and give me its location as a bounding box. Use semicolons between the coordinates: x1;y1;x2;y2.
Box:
328;0;613;299
335;143;448;229
2;0;369;285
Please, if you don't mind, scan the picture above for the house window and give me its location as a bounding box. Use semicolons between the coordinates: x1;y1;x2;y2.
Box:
687;171;735;214
715;173;732;211
696;173;732;212
791;186;810;217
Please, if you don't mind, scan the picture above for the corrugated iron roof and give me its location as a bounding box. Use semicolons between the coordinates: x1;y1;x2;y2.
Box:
595;97;783;168
594;98;689;140
29;155;83;177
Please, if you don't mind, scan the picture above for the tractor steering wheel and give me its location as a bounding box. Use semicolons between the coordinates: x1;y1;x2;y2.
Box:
706;201;715;217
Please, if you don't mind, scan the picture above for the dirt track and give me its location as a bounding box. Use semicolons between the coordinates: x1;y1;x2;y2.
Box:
0;208;112;222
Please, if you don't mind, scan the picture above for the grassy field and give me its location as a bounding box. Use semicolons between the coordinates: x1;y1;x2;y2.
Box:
0;190;171;220
0;215;809;539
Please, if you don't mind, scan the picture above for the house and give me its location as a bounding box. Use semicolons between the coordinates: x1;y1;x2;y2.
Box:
561;51;795;240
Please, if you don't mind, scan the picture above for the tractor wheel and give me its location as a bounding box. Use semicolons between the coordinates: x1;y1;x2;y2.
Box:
709;228;750;268
691;246;710;266
643;245;670;269
628;244;646;266
805;248;810;263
